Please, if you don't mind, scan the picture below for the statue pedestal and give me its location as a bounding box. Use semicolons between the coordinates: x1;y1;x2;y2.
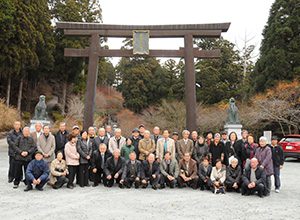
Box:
30;119;51;132
224;123;243;139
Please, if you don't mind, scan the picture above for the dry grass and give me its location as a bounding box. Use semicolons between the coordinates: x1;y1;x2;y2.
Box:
0;99;21;132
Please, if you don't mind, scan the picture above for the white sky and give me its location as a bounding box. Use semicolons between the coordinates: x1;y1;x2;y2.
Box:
100;0;275;65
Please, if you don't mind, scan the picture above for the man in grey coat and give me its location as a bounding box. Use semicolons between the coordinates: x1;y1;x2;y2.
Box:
160;151;179;188
37;125;56;166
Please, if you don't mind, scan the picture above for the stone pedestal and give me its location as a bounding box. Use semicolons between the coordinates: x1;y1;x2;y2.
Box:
30;120;51;132
224;123;243;139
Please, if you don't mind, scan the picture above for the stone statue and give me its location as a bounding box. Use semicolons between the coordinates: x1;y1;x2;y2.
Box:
226;97;240;124
33;95;48;120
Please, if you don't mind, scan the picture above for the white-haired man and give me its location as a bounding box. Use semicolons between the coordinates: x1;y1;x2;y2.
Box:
108;128;126;153
177;130;194;160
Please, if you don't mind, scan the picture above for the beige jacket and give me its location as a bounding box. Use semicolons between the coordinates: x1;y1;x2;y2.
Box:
65;142;80;166
156;138;176;161
138;138;155;160
177;139;194;159
49;159;68;185
37;133;56;163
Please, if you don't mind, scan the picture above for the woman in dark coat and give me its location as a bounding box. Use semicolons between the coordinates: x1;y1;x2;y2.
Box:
193;135;209;164
224;132;239;166
77;131;93;187
209;133;225;166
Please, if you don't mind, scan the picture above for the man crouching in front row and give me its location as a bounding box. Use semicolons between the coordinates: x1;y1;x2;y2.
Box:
120;152;142;188
241;158;266;197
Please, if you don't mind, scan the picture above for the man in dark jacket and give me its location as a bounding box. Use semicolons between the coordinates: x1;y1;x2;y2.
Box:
7;121;22;182
104;149;125;187
235;130;248;166
91;143;112;186
225;157;242;192
120;152;142;188
93;128;109;152
130;128;141;159
141;153;160;190
24;151;49;191
12;127;37;188
271;136;284;193
198;157;212;190
241;158;266;197
55;122;69;157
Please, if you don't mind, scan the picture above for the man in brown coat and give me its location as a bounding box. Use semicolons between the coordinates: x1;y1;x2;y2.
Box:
177;130;194;160
178;152;199;189
138;130;155;161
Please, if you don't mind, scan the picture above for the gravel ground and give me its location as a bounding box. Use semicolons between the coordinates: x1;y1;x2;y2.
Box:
0;138;299;220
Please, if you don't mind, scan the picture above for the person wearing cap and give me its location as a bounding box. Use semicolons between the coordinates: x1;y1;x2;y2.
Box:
156;130;176;162
130;128;142;159
221;131;228;145
138;130;155;161
24;151;49;191
12;127;37;189
270;135;284;193
254;136;273;196
72;125;80;137
209;133;225;166
37;125;56;167
138;124;146;139
108;128;126;153
177;130;194;160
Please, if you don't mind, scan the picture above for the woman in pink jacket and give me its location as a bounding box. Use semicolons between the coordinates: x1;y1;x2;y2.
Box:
64;135;80;189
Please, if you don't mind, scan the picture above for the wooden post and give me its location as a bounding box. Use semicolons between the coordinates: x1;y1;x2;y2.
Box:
83;34;100;130
184;34;197;131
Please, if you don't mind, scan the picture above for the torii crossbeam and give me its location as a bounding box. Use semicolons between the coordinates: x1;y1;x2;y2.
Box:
56;22;230;131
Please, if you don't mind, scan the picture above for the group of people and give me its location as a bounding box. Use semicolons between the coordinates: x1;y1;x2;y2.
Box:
7;121;284;197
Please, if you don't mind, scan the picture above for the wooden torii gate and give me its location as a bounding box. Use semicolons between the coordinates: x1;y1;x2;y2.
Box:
56;22;230;131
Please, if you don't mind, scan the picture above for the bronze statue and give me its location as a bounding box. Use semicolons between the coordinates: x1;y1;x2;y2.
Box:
227;97;240;124
33;95;48;120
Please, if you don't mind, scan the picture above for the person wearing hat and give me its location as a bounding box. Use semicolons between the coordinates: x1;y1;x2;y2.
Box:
130;128;142;159
72;125;80;138
24;151;49;191
138;124;146;139
221;131;228;145
270;135;284;193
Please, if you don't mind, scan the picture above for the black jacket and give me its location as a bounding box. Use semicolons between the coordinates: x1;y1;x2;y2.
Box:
130;136;141;158
55;130;69;153
193;143;209;164
224;141;239;166
141;160;160;179
198;164;212;182
242;166;266;186
235;139;247;164
7;129;22;156
122;160;142;179
104;156;126;176
226;165;242;183
271;145;284;167
12;135;37;161
209;142;225;166
91;150;112;170
93;136;109;152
